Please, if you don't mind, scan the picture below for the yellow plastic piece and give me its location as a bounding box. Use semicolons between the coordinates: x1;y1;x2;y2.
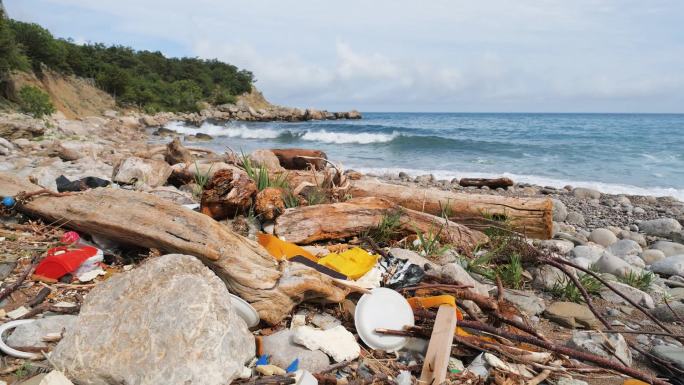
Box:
256;233;316;262
623;380;649;385
317;247;378;280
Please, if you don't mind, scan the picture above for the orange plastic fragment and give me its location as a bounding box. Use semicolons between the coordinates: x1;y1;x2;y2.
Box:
408;295;470;336
256;233;316;262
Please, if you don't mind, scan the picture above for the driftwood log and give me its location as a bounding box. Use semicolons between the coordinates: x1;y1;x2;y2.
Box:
0;172;348;325
459;177;513;190
349;178;553;239
274;197;488;250
271;149;327;170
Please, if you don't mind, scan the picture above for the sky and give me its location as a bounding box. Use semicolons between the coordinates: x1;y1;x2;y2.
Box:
6;0;684;112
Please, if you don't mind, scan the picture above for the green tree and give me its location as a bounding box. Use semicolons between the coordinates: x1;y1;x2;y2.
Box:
17;85;55;118
166;80;202;112
0;12;28;74
9;20;69;72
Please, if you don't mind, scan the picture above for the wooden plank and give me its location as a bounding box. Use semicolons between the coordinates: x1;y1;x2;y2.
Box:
419;305;457;385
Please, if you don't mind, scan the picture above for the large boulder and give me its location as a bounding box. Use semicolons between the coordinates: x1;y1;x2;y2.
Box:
607;239;642;257
112;156;172;188
651;240;684;257
594;253;640;277
249;149;285;172
588;228;617;247
51;254;255;385
552;199;568;222
638;218;682;237
649;255;684;277
572;187;601;200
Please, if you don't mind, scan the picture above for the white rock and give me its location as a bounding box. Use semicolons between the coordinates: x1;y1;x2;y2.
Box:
573;187;601;200
51;254;254;385
7;315;76;349
607;239;642;257
19;371;73;385
600;281;655;309
652;241;684;257
639;218;682;237
595;253;640;277
438;263;490;296
112;156;172;188
571;245;608;264
642;249;667;265
649;255;684;277
588;228;617;247
567;330;632;366
620;254;646;269
538;239;574;255
293;325;360;362
552;199;568;222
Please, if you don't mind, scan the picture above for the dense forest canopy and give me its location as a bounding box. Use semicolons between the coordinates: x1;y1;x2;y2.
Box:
0;11;254;112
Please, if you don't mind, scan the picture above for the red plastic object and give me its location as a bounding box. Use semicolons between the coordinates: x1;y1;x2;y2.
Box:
33;246;100;282
60;231;80;244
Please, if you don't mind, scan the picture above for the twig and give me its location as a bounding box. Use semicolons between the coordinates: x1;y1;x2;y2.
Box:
316;360;351;374
0;260;38;302
457;319;669;385
549;257;681;342
26;287;51;308
664;298;684;324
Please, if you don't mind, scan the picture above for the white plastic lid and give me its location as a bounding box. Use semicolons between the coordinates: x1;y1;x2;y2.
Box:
229;293;260;328
354;287;415;351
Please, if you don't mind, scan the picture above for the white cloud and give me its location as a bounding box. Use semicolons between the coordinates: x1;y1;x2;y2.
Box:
11;0;684;111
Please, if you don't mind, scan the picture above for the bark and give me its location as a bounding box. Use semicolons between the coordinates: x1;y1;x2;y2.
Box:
349;177;553;239
274;197;488;250
0;172;348;325
271;148;327;170
459;177;514;189
200;167;257;220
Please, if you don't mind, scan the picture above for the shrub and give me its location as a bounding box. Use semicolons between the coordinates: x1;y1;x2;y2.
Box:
17;85;54;118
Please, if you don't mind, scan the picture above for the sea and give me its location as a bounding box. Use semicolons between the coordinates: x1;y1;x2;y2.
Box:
164;113;684;201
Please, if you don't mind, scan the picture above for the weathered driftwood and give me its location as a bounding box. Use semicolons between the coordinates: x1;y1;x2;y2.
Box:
0;172;348;325
349;178;553;239
459;177;513;189
274;197;488;250
271;149;327;170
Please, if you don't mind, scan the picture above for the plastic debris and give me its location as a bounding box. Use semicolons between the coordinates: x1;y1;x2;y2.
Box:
33;246;103;283
60;231;80;244
0;320;42;359
286;358;299;373
317;247;378;280
293;325;360;362
1;196;15;208
255;364;286;376
355;288;414;351
295;370;318;385
18;370;74;385
256;354;269;366
257;233;316;261
7;306;30;320
396;371;413;385
55;175;110;193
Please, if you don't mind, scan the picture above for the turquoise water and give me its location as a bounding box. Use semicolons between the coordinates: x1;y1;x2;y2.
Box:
165;113;684;200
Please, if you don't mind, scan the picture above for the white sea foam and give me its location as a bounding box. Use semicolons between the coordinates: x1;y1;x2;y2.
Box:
355;166;684;202
300;130;400;144
165;121;281;139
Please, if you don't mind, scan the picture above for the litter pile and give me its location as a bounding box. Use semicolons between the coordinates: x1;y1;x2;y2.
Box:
0;141;683;385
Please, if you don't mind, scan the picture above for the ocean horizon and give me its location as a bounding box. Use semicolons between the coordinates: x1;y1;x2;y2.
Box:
165;112;684;201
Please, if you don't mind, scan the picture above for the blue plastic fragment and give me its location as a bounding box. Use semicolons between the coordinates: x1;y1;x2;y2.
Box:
2;196;15;208
256;354;269;366
285;358;299;373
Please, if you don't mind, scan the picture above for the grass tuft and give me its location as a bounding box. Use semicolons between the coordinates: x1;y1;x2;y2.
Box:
550;273;602;303
618;270;655;292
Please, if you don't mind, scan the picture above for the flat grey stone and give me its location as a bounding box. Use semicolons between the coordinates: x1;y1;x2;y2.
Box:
652;345;684;369
7;315;77;349
262;329;330;373
567;330;632;366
